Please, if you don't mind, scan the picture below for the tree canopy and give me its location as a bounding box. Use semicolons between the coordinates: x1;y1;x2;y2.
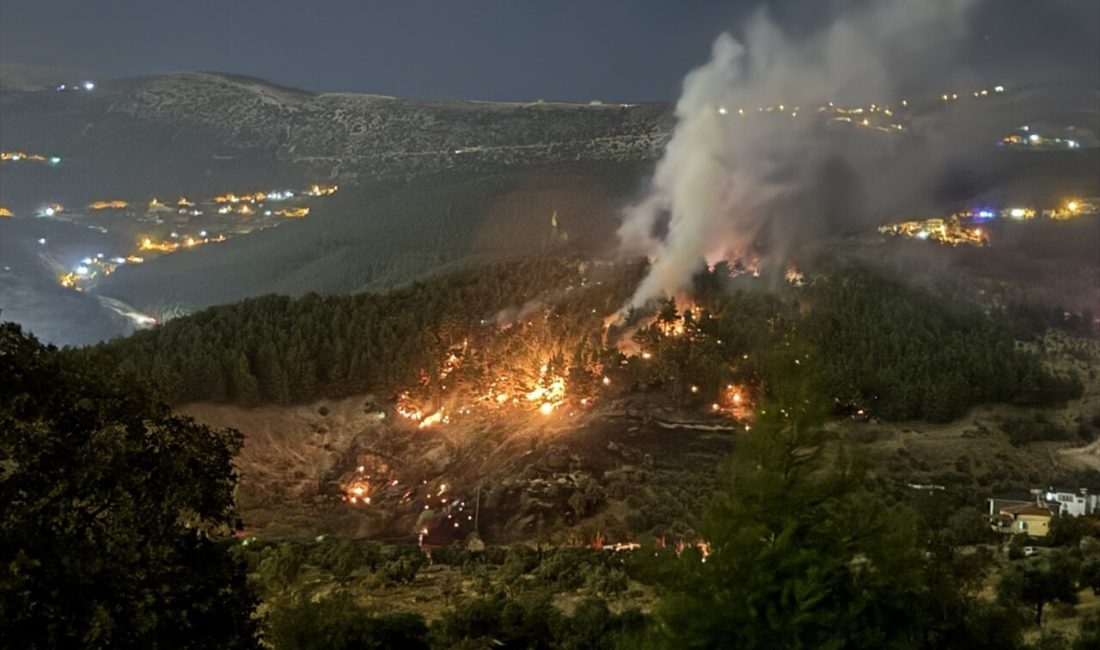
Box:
79;259;1078;429
0;323;258;648
637;364;1025;649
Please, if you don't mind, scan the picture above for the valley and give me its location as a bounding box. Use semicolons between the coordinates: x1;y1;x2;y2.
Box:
2;36;1100;646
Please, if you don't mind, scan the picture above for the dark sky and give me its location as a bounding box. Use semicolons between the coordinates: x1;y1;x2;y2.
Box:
1;0;1096;101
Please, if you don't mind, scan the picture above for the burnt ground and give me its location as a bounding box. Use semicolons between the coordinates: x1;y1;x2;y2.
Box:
185;396;735;545
184;328;1100;547
184;328;1100;546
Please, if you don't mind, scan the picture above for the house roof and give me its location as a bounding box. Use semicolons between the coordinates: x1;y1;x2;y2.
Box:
1000;502;1054;518
990;498;1032;513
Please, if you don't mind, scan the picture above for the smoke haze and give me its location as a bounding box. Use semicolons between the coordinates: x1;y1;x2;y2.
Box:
620;0;985;307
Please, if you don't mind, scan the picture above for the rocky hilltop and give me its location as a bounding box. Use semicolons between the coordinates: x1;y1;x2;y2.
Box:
0;71;670;207
0;71;672;341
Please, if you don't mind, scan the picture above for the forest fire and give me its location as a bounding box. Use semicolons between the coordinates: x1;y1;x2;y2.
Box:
343;474;372;506
716;384;753;421
382;284;768;436
395;392;426;423
524;365;567;415
656;298;703;335
394;335;578;429
387;290;767;433
418;409;448;428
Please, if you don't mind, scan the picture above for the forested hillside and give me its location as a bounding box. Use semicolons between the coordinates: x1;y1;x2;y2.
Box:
803;269;1083;421
82;257;637;404
80;258;1082;422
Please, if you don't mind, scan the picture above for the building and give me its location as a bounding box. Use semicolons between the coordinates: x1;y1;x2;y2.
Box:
1042;488;1098;517
988;498;1054;537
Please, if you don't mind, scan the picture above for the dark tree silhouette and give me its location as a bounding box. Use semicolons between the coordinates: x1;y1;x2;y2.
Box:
0;323;258;649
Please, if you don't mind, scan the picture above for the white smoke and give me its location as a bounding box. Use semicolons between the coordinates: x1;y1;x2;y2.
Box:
620;0;982;307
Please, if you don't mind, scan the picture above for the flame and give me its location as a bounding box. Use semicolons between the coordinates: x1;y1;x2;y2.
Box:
344;478;371;505
88;199;128;210
711;384;753;420
395;392;424;422
418;409;446;428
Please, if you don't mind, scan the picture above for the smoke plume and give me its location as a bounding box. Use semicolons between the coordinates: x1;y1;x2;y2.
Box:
620;0;983;307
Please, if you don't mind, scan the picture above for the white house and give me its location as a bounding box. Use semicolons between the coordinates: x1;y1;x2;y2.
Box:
1042;488;1098;517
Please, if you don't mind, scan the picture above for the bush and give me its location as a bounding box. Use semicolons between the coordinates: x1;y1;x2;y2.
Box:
1075;614;1100;650
1002;415;1075;447
1050;516;1098;548
377;554;425;586
431;593;646;650
267;598;429;650
258;542;306;593
583;565;629;597
1008;535;1028;560
317;538;378;584
945;507;996;546
534;549;605;589
431;594;556;649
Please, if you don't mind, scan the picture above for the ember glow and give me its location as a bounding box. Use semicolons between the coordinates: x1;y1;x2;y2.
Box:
716;384;753;421
384;292;761;441
343;476;372;506
418;409;447;428
393;335;577;429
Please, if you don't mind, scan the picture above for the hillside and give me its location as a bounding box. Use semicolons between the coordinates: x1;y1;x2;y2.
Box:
77;254;1094;542
2;74;1096;347
88;160;647;312
0;71;671;343
0;71;671;209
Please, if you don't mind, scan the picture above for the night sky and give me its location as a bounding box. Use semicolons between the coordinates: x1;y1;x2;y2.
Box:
1;0;1096;101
